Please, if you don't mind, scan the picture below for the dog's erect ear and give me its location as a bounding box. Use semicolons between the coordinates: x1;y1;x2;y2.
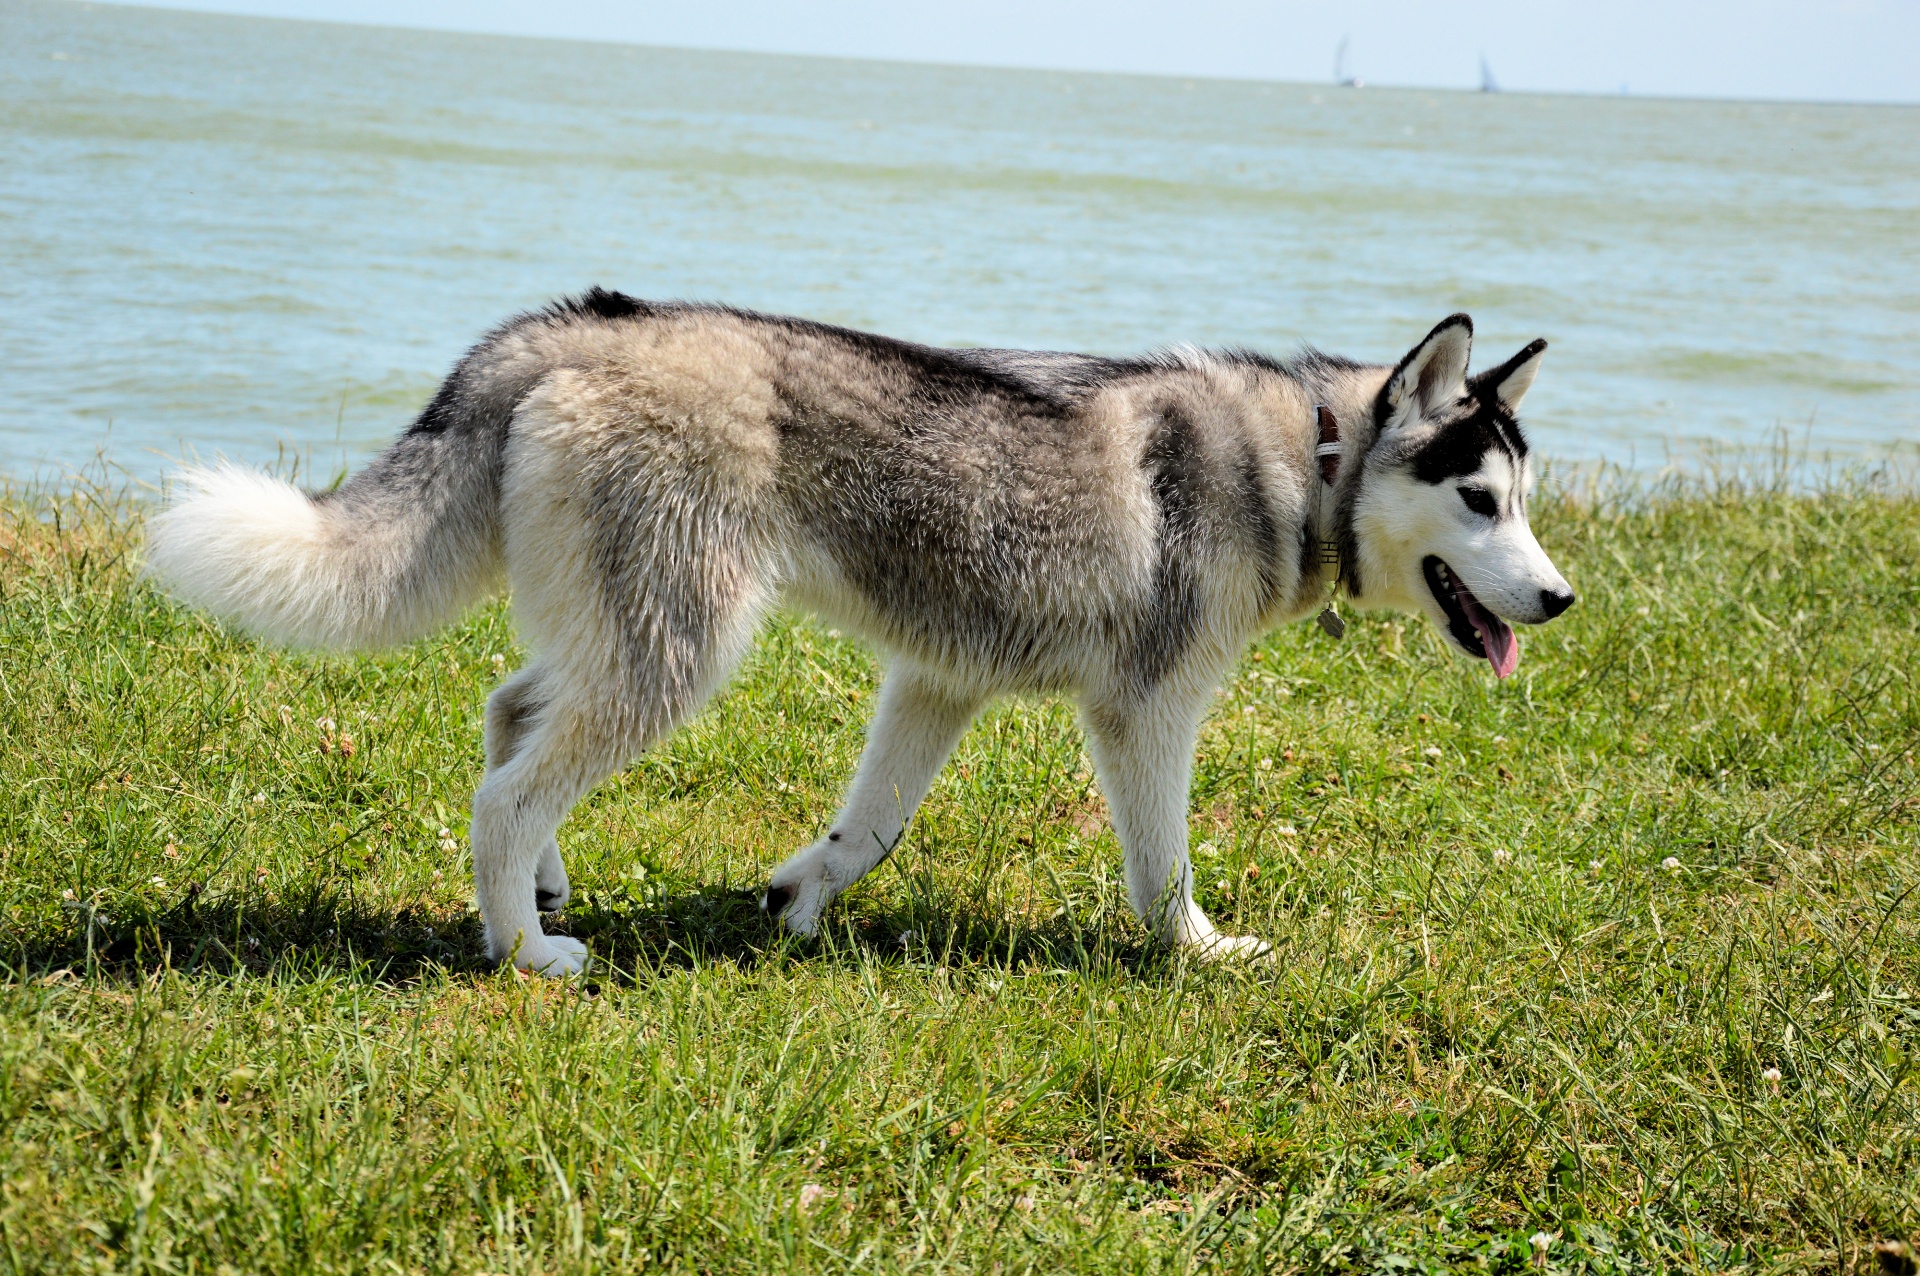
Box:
1382;314;1473;427
1469;338;1548;413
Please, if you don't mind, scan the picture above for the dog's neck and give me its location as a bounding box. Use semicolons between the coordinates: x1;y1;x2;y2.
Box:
1312;404;1343;578
1311;380;1387;607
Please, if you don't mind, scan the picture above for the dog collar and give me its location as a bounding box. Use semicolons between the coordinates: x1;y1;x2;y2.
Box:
1315;403;1343;485
1313;404;1346;639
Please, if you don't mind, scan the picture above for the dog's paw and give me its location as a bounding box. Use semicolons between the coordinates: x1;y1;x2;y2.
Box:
761;884;824;936
762;840;849;937
760;882;795;919
534;841;571;913
760;872;827;936
517;934;590;977
1183;932;1273;963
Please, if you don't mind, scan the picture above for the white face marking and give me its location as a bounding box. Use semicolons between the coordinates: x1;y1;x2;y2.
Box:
1351;447;1573;654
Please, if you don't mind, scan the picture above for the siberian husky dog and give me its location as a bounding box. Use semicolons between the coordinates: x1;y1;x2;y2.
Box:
145;293;1574;976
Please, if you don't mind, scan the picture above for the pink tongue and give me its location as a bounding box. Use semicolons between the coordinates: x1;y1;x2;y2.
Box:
1456;586;1520;679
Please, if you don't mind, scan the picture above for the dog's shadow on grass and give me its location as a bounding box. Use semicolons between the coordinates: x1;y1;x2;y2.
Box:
564;884;1159;981
5;880;1158;987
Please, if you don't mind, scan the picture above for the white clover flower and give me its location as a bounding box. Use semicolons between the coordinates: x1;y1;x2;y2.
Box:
1258;757;1273;770
1762;1066;1782;1089
1589;859;1602;871
1243;704;1256;715
62;888;77;902
1662;856;1681;872
149;875;166;887
1015;1195;1037;1212
1492;849;1512;865
1531;1231;1553;1259
1423;746;1443;758
438;827;451;839
797;1184;827;1212
1276;825;1299;837
252;792;267;804
491;653;506;671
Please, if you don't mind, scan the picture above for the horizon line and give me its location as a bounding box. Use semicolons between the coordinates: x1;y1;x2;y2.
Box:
74;0;1920;110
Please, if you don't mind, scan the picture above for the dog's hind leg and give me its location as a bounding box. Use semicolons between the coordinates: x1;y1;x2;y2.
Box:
1080;690;1271;960
763;663;981;935
470;682;636;976
480;367;779;974
483;668;570;913
472;577;771;975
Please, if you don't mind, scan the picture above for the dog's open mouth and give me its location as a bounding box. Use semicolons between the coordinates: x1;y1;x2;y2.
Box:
1423;556;1518;679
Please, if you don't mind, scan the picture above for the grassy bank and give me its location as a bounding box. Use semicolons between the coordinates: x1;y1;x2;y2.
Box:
0;473;1916;1274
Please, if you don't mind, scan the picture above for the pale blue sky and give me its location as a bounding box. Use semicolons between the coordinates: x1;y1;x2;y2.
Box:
104;0;1920;103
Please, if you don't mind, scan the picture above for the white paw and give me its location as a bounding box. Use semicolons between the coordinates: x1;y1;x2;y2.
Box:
517;934;589;977
534;841;570;912
1182;932;1273;963
762;851;835;937
761;879;824;936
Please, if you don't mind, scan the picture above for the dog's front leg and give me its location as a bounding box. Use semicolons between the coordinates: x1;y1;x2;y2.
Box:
763;663;981;935
1082;691;1271;961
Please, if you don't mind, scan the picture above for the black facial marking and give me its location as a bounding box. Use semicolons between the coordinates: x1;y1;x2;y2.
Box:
762;884;794;917
1409;417;1500;484
827;831;842;842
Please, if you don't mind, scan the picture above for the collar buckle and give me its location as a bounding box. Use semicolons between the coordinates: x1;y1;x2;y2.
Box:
1314;404;1342;485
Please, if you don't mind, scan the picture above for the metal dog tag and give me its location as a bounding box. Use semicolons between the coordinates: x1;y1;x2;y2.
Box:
1316;605;1346;639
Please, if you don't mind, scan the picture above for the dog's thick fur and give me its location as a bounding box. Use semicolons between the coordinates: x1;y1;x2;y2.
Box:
146;292;1574;975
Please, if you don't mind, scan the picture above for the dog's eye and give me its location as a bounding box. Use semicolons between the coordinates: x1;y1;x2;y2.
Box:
1458;487;1499;518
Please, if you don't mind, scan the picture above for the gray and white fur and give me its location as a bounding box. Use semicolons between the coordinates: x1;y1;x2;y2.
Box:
145;293;1574;975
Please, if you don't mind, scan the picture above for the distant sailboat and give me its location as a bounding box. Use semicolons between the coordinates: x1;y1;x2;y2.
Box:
1479;54;1500;93
1335;37;1363;88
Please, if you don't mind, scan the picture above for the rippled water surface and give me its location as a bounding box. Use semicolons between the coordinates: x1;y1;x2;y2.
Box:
4;0;1917;479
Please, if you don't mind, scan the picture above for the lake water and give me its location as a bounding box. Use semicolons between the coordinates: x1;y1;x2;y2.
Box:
4;0;1917;482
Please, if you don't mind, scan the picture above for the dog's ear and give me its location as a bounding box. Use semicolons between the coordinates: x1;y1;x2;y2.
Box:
1469;338;1548;413
1381;314;1472;427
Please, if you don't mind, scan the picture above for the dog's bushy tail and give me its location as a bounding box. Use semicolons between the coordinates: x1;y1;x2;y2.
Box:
145;414;507;652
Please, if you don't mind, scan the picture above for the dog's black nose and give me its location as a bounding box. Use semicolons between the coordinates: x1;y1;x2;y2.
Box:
1541;588;1576;619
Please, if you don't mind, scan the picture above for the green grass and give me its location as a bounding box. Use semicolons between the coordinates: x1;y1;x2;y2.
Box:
1;469;1916;1274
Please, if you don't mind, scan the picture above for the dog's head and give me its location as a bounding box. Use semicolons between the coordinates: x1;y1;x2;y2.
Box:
1347;314;1575;678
